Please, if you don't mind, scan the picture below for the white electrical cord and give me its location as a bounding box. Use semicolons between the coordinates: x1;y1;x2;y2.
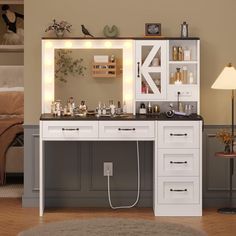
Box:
107;141;140;209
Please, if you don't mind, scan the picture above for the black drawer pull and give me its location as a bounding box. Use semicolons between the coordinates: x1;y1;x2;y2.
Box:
137;62;140;78
118;128;136;131
170;133;187;136
62;128;79;131
170;189;187;192
170;161;188;164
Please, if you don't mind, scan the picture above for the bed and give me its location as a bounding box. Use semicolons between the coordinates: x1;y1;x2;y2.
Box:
0;66;24;185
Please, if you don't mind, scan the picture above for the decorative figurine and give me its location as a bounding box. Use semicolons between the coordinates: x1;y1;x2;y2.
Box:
103;25;119;38
81;25;94;37
181;21;188;38
45;19;72;38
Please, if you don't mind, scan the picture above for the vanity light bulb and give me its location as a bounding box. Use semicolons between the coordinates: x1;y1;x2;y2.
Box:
105;41;112;48
124;41;132;49
44;92;53;102
124;59;132;66
124;93;132;101
45;58;53;66
45;41;53;49
85;41;92;48
125;77;132;84
65;41;72;48
45;76;53;84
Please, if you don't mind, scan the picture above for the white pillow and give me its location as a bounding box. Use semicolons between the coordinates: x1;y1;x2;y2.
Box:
0;87;24;92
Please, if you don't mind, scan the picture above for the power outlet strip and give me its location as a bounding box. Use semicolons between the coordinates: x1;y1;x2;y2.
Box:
104;162;113;176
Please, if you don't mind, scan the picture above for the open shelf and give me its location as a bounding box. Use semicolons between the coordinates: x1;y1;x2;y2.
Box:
169;61;198;64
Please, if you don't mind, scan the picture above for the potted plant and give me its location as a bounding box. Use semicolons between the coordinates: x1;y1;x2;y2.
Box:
45;19;72;38
216;129;233;153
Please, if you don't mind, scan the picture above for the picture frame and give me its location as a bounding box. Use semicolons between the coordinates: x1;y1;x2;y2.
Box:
145;23;161;36
0;2;24;51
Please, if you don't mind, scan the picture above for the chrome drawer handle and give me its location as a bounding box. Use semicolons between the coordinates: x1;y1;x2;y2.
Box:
170;161;188;164
62;128;79;131
170;133;187;136
118;128;136;131
170;189;187;192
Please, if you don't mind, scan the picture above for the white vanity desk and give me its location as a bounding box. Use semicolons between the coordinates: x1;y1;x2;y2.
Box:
40;114;202;217
40;37;202;216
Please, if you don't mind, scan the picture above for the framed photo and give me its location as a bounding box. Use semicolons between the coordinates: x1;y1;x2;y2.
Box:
0;3;24;49
145;23;161;36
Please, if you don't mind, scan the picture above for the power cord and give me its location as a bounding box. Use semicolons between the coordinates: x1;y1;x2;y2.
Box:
107;141;140;209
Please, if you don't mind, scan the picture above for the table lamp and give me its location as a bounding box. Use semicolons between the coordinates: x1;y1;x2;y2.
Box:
211;63;236;214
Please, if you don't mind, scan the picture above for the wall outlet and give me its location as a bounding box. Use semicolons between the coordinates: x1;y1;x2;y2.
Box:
104;162;113;176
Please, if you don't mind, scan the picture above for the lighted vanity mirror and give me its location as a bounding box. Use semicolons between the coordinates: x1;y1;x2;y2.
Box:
54;49;123;110
42;39;135;113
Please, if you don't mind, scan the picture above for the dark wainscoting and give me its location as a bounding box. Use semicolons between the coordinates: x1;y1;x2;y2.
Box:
23;125;236;208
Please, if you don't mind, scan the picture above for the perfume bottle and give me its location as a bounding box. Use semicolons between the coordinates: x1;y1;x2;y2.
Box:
102;103;107;115
117;101;122;115
109;100;116;116
147;101;152;114
97;101;102;116
123;101;127;114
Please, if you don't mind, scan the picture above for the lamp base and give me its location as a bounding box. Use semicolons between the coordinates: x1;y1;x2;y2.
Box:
217;207;236;214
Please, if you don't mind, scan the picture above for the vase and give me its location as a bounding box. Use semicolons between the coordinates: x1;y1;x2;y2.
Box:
55;30;65;38
224;144;231;154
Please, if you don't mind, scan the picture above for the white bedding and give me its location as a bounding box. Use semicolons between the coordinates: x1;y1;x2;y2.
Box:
0;66;23;89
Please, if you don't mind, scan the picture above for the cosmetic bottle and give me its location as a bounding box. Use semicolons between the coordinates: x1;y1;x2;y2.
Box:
178;102;184;113
182;66;188;84
97;101;102;116
117;101;122;115
184;48;191;61
188;72;194;84
51;101;55;115
110;100;116;116
123;101;127;114
139;103;146;114
147;101;152;114
154;105;160;114
102;104;107;115
172;46;178;61
79;101;87;116
175;68;182;84
178;47;184;61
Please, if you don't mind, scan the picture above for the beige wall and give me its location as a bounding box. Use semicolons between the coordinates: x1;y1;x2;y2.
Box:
25;0;236;125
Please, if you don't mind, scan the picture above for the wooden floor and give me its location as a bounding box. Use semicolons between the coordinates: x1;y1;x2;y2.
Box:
0;199;235;236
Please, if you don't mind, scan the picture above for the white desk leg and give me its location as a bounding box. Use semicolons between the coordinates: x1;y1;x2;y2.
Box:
39;121;44;216
153;131;158;216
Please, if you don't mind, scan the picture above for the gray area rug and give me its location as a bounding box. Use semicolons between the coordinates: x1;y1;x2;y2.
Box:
18;218;206;236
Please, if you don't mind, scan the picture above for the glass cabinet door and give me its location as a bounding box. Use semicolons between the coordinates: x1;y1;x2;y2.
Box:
135;40;167;100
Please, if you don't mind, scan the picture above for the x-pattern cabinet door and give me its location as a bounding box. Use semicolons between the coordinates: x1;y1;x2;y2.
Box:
135;40;167;100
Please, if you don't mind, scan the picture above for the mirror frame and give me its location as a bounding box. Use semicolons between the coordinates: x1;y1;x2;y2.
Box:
42;39;135;114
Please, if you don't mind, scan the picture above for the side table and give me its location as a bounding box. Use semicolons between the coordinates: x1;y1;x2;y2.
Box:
215;152;236;214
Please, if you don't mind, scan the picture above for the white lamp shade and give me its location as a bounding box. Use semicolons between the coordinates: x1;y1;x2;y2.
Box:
211;64;236;90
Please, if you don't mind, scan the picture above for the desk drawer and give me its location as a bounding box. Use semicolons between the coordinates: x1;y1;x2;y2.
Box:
158;149;199;177
42;121;98;139
157;121;200;148
99;121;155;139
158;177;199;204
